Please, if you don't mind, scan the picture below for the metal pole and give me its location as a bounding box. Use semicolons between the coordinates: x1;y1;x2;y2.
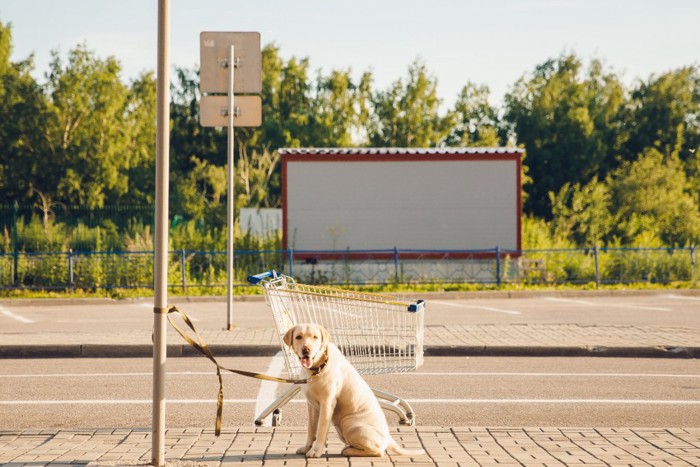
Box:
594;245;600;289
152;0;170;465
181;248;186;293
226;45;235;331
495;246;501;287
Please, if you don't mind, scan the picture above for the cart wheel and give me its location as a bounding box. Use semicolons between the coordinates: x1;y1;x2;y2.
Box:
271;409;282;426
400;415;416;426
254;419;263;427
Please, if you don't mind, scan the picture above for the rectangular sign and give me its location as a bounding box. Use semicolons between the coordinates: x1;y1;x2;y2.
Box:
200;32;261;94
283;149;522;253
200;95;262;127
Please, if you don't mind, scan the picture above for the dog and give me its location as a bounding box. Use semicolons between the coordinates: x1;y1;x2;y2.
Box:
283;323;426;458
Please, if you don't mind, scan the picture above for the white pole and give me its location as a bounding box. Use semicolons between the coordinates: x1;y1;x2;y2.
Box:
152;0;170;464
226;45;235;330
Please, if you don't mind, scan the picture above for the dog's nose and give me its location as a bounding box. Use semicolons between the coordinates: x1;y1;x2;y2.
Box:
302;345;310;355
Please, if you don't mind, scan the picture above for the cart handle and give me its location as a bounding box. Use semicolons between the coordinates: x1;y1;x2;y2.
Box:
247;270;279;284
408;299;425;313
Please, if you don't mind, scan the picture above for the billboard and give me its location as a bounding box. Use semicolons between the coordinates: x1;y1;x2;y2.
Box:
282;148;523;256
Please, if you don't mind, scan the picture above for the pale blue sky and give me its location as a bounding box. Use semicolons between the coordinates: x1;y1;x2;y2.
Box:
1;0;698;107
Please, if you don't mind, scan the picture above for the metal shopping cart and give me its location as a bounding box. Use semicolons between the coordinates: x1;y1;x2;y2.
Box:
247;270;425;426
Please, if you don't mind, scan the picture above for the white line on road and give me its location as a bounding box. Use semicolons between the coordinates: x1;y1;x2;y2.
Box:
0;305;34;323
665;294;700;301
2;398;698;405
618;305;672;311
2;371;699;379
543;297;595;305
432;300;521;315
543;297;671;311
254;351;286;426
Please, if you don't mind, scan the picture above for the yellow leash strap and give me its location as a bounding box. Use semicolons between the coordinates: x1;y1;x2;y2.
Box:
165;305;306;436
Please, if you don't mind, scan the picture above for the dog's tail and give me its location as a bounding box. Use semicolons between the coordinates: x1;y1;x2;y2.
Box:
386;439;425;456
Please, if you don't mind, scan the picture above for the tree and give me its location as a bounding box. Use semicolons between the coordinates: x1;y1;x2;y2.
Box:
504;53;626;218
445;82;504;146
44;43;132;208
367;59;454;147
623;67;700;165
119;72;157;205
309;69;371;147
610;148;700;246
0;20;52;204
548;177;613;246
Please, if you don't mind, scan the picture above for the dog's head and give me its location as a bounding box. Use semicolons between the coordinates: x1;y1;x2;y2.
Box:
283;323;330;369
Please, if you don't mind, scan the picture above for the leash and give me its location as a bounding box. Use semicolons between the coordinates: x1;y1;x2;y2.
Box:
165;305;307;436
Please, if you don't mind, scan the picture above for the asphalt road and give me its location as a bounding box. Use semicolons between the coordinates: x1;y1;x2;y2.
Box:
2;356;698;430
2;292;700;333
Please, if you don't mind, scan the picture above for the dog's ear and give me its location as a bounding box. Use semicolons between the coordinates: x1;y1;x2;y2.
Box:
319;325;331;346
283;326;296;348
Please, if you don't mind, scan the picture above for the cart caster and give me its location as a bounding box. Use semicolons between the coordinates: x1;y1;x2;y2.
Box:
271;409;281;426
399;415;416;426
254;419;263;427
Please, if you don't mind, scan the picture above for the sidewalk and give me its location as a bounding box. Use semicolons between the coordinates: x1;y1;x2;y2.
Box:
2;426;699;466
2;322;700;359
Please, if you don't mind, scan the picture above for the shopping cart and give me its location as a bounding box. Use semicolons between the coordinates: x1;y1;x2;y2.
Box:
247;270;425;426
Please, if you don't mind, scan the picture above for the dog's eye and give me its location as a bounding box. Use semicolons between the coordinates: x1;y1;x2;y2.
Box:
295;335;301;340
313;335;318;340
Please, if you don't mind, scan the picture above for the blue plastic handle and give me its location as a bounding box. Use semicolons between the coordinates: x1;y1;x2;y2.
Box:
247;270;278;284
408;299;425;313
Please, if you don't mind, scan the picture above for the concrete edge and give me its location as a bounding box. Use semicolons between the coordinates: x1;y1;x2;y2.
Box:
1;345;698;359
2;288;699;307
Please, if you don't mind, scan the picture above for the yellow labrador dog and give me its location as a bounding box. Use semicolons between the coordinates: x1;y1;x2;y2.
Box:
283;323;425;458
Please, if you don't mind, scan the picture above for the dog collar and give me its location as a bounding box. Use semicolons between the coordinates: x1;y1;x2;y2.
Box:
308;348;329;379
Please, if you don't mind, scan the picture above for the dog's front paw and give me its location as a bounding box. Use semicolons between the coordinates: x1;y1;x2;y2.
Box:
305;442;323;458
296;445;312;455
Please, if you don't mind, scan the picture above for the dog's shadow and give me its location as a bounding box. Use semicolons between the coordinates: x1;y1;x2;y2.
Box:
194;452;348;463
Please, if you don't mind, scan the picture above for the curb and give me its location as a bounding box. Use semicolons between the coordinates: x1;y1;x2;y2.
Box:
2;288;699;307
2;344;699;359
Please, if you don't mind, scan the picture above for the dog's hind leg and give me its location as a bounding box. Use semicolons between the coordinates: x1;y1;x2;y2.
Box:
341;446;384;457
340;426;385;457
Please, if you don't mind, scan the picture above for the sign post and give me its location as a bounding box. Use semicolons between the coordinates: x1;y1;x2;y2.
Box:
200;32;261;330
152;0;170;465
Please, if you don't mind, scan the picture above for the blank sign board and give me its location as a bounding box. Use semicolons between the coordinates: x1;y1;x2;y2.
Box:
200;31;261;94
282;148;523;255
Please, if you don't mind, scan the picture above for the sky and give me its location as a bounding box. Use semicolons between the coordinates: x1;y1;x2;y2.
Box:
1;0;698;108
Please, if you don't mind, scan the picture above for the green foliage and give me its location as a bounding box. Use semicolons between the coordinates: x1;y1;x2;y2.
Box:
504;54;626;218
1;16;699;278
367;59;455;147
609;148;700;246
445;82;505;146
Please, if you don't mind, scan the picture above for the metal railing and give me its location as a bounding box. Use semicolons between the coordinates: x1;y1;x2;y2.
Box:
0;246;696;291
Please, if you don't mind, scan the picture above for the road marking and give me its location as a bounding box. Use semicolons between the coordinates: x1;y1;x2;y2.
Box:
0;372;219;378
2;371;699;379
543;297;594;305
616;305;672;311
254;351;286;426
432;301;521;315
665;294;700;301
543;297;671;311
2;398;698;405
0;305;34;323
408;372;700;378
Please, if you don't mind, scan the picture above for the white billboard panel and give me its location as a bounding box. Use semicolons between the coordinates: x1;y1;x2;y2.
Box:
282;148;522;255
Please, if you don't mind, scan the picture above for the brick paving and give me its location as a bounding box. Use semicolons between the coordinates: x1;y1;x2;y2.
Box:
1;427;699;466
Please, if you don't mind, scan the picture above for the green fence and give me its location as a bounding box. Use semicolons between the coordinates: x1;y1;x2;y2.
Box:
0;247;695;291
